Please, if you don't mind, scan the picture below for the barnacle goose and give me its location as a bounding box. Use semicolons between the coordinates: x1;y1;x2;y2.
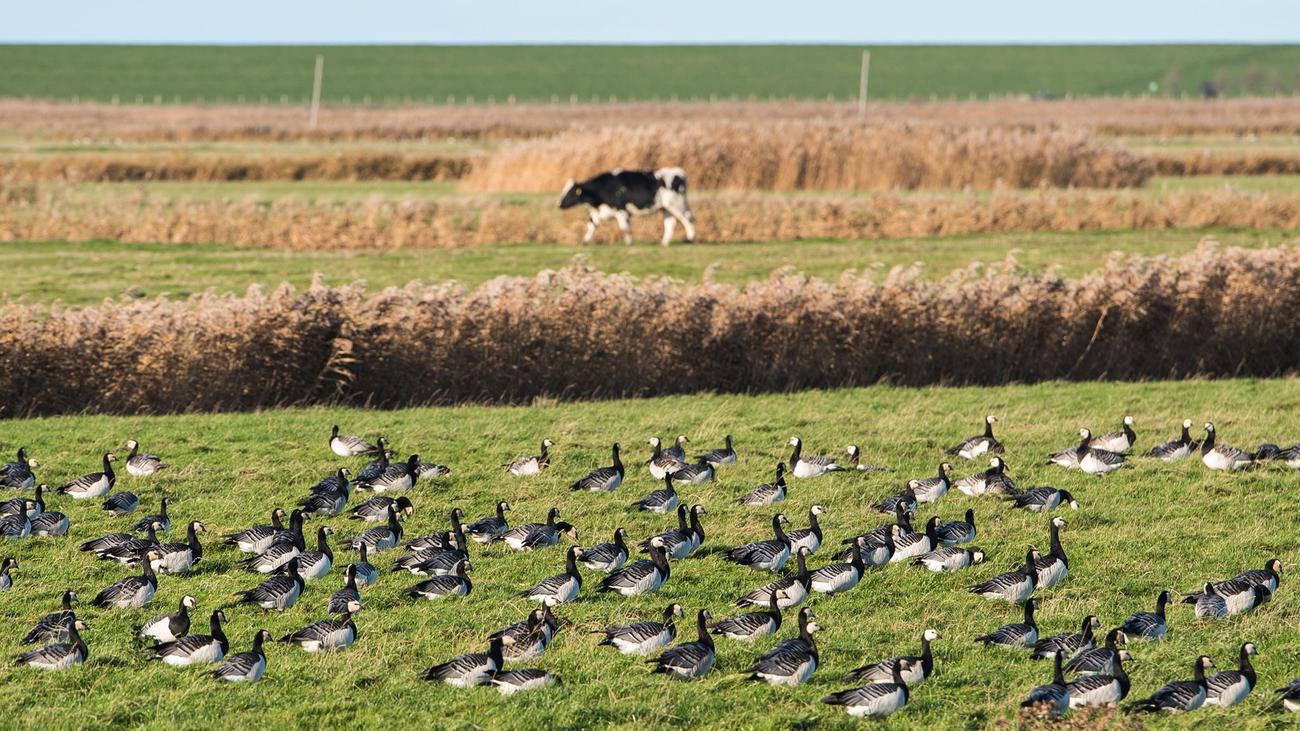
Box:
648;609;715;680
665;435;690;462
833;525;900;567
1281;679;1300;712
421;637;507;688
746;606;819;686
223;507;288;553
91;520;161;564
347;503;406;553
412;459;451;481
597;603;683;655
153;609;228;667
891;516;941;563
507;439;554;476
124;439;168;476
1090;416;1137;453
153;520;204;574
975;598;1039;648
822;659;915;718
956;457;1018;497
354;544;378;587
57;452;116;500
1009;487;1079;513
406;508;466;553
735;546;811;609
936;509;976;546
239;557;305;611
141;595;196;643
570;443;624;491
787;437;844;478
910;463;952;503
1149;419;1198;461
671;459;715;485
30;499;68;537
14;618;88;670
1021;650;1070;718
1132;655;1214;713
1121;590;1170;641
601;538;670;596
392;539;467;577
696;435;736;466
329;425;378;457
355;437;389;483
1033;615;1099;661
92;550;160;608
846;629;941;686
132;496;171;533
913;545;985;573
519;545;583;604
632;473;679;513
327;564;363;614
300;468;351;516
465;500;510;544
645;437;685;480
1282;444;1300;469
212;629;273;683
1201;423;1254;471
241;511;306;573
280;602;360;652
725;514;792;572
969;548;1039;603
740;464;787;506
1065;650;1130;708
948;415;1003;460
0;509;30;540
810;537;868;594
845;444;889;472
639;504;706;560
0;448;37;489
1032;516;1069;588
101;491;139;516
491;669;558;695
407;559;472;600
1183;559;1282;606
296;526;334;579
580;527;629;573
843;503;912;549
872;482;918;515
1072;429;1127;475
348;495;414;524
358;454;419;494
493;608;552;662
0;482;42;518
1203;642;1257;707
23;590;79;645
711;591;783;642
1065;630;1130;677
498;506;578;551
785;505;825;554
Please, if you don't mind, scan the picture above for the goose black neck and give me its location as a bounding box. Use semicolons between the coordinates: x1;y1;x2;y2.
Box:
920;636;934;675
127;442;139;459
984;419;995;438
1155;592;1168;618
271;511;285;530
766;591;781;617
1194;660;1207;684
611;445;623;471
849;541;866;570
772;515;787;542
251;632;267;656
662;605;678;624
651;543;671;573
102;454;115;481
317;527;332;557
188;523;203;559
210;612;228;647
808;510;821;537
1051;651;1065;685
344;567;358;590
789;440;802;465
546;508;559;527
565;547;581;578
1180;424;1191;442
1023;601;1037;626
613;530;627;550
891;660;909;691
795;549;811;580
688;509;704;541
487;638;505;666
61;591;74;610
1240;646;1256;683
1203;428;1217;452
695;611;713;648
539;441;549;458
496;502;507;521
451;511;465;546
1049;523;1066;561
140;555;156;581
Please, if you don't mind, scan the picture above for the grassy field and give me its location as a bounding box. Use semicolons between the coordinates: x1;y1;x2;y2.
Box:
0;380;1296;728
1;229;1288;305
4;44;1300;103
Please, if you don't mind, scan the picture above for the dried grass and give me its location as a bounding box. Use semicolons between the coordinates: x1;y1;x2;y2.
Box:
0;152;475;183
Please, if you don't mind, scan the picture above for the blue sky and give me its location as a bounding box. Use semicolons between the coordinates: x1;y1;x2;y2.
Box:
4;1;1298;44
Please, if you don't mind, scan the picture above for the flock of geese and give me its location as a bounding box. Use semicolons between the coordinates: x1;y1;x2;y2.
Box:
0;415;1297;719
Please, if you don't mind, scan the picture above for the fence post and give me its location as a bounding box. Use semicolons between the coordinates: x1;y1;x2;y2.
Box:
309;54;324;128
858;50;871;119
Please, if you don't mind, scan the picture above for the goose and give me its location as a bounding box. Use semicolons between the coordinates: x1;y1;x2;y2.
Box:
822;659;915;718
601;538;671;596
597;604;684;655
407;559;473;600
725;514;792;572
632;473;679;513
1046;443;1081;469
1032;516;1069;588
0;448;37;489
94;521;160;564
92;550;160;608
393;540;467;577
891;516;941;563
763;606;820;657
80;528;144;555
300;468;351;516
497;507;577;551
132;496;171;534
969;548;1039;603
22;590;78;645
1204;642;1258;708
665;435;690;462
492;600;560;649
711;591;783;642
1132;655;1214;713
406;507;467;552
1193;583;1229;619
1190;582;1270;619
491;669;558;695
347;503;406;553
1033;615;1099;661
580;528;629;573
696;435;736;466
956;457;1017;497
1009;487;1079;513
834;525;900;567
1064;629;1127;675
141;595;197;643
810;537;867;594
844;503;913;548
329;425;377;457
1201;423;1254;471
1183;559;1283;606
327;564;363;614
912;545;985;573
508;438;554;476
123;439;168;476
1021;650;1070;718
239;558;304;611
911;463;952;503
354;437;389;483
645;437;686;480
519;546;583;604
223;507;288;553
14;618;88;670
421;637;507;688
639;504;706;560
280;602;360;652
570;443;624;491
464;500;510;543
1283;444;1300;469
785;505;825;554
0;510;30;540
1065;651;1131;708
358;454;419;494
746;607;819;686
736;546;812;609
1281;680;1300;712
739;463;787;506
412;460;451;481
975;598;1039;648
1255;442;1284;461
1121;591;1170;641
0;482;43;518
648;609;715;680
153;520;204;574
936;509;976;546
348;495;414;524
671;460;715;484
30;502;69;537
101;490;139;516
787;436;844;478
0;557;17;590
354;544;379;587
57;452;116;499
1073;429;1126;475
872;483;918;515
493;608;552;662
1091;416;1137;453
949;415;1003;460
241;511;306;572
296;526;334;579
845;444;888;472
153;610;228;667
1149;419;1198;461
212;629;272;683
846;629;941;687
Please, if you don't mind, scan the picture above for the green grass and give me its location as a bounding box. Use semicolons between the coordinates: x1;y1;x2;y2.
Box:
4;44;1300;103
1146;175;1300;193
0;380;1297;728
2;229;1290;306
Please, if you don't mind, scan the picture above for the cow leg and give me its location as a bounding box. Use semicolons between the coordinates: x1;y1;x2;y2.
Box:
615;211;633;245
583;217;597;244
662;201;695;243
661;214;677;246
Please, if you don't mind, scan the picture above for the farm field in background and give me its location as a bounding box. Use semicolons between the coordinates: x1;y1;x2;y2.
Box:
0;381;1297;728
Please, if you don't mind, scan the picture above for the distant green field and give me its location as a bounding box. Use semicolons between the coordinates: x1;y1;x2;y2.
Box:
3;44;1300;103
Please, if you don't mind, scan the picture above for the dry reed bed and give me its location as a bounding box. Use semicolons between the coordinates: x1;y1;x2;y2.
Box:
0;152;476;183
462;123;1154;192
2;245;1297;416
5;98;1300;141
4;187;1297;249
1150;150;1300;176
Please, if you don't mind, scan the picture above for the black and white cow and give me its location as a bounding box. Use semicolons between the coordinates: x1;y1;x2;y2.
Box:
558;167;695;246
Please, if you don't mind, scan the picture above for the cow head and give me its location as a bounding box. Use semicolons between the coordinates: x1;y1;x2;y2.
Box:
558;179;584;209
